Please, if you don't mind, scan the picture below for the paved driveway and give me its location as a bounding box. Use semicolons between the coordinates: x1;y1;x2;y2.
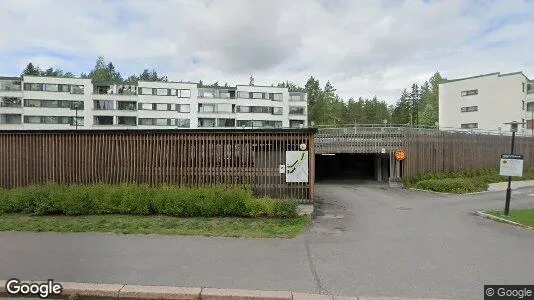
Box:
309;182;534;299
1;183;533;299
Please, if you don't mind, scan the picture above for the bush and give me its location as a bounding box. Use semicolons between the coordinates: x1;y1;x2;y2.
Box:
408;168;534;194
0;184;298;218
413;178;488;194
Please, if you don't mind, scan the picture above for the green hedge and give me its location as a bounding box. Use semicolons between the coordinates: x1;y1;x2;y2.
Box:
407;168;534;194
0;184;298;218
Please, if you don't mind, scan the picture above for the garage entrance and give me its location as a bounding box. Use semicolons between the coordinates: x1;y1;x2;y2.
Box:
315;153;389;182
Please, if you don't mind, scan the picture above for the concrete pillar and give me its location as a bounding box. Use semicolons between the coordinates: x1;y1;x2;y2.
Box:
375;155;382;181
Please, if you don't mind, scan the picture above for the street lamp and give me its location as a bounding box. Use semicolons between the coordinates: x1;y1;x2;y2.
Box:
72;102;80;130
503;121;519;215
527;102;534;136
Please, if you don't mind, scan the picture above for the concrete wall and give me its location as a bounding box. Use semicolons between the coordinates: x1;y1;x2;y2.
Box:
439;72;530;132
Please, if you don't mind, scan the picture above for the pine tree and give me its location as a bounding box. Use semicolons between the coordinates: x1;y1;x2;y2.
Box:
21;63;41;76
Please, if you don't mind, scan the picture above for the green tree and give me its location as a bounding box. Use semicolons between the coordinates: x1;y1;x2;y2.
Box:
392;89;411;125
419;102;438;127
305;76;321;125
21;62;41;76
88;56;116;82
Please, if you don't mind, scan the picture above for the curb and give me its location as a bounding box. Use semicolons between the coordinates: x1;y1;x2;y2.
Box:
0;280;456;300
474;211;534;230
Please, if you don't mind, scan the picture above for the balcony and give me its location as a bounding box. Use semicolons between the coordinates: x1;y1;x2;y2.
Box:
289;92;306;101
0;113;22;124
0;78;22;92
93;84;137;95
1;97;22;108
117;101;137;111
198;88;236;99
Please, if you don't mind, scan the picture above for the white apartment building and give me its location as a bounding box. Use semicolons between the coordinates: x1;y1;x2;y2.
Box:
0;76;308;130
439;71;534;132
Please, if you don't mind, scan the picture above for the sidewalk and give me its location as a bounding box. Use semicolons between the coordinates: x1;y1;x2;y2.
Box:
0;280;454;300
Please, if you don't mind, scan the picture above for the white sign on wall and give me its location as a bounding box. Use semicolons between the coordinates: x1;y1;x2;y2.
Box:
499;154;524;177
285;151;309;183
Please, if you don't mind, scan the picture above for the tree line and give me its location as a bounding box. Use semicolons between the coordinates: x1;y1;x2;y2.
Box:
22;56;168;85
21;57;442;126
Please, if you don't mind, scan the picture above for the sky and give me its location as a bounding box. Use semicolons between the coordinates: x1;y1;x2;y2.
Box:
1;0;533;104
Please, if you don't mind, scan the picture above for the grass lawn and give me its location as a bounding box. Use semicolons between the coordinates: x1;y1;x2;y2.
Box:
487;209;534;227
0;214;310;238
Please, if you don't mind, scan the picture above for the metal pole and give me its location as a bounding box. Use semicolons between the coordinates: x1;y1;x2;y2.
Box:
504;131;516;215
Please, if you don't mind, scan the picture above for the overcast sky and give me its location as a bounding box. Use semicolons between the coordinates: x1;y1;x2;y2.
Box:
1;0;533;104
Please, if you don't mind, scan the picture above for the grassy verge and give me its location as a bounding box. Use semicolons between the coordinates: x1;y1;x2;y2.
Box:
0;214;311;238
0;184;297;218
487;209;534;227
405;169;534;194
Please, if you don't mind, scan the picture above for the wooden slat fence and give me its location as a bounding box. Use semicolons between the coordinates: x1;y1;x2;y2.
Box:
0;129;316;203
403;131;534;179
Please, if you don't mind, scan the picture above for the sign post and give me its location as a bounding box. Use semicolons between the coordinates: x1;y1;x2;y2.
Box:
501;121;521;216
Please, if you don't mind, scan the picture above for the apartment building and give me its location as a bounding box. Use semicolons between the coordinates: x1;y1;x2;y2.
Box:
0;76;308;130
439;71;534;132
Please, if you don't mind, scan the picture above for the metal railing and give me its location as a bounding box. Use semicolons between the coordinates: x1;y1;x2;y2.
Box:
314;124;534;137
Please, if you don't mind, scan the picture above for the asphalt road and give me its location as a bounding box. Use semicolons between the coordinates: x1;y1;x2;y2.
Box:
1;182;533;299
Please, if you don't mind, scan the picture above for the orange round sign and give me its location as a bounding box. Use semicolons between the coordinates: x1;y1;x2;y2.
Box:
394;149;406;161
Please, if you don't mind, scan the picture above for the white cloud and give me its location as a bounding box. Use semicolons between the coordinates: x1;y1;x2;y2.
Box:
1;0;534;104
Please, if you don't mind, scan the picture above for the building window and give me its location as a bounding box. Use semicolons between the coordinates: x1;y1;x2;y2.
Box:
70;85;84;94
94;100;115;110
118;116;137;126
252;92;263;99
179;89;191;98
528;83;534;94
176;118;190;128
24;83;43;91
460;123;478;129
523;101;525;110
273;93;283;101
139;118;174;126
118;101;137;111
527;102;534;111
251;106;271;113
139;87;153;95
461;89;478;96
216;103;234;113
22;115;78;125
198;103;216;113
289;93;304;101
460;106;478;112
1;97;22;107
290;120;305;128
94;116;114;125
236;120;282;128
272;107;283;115
138;103;152;110
0;114;22;124
44;84;59;92
198;118;216;127
177;104;190;113
24;99;84;109
237;106;273;113
170;89;177;96
217;118;235;127
523;82;525;92
289;106;305;115
71;117;84;126
237;91;250;99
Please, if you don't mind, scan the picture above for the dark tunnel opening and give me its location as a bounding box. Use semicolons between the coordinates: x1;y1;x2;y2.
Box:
315;153;389;182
